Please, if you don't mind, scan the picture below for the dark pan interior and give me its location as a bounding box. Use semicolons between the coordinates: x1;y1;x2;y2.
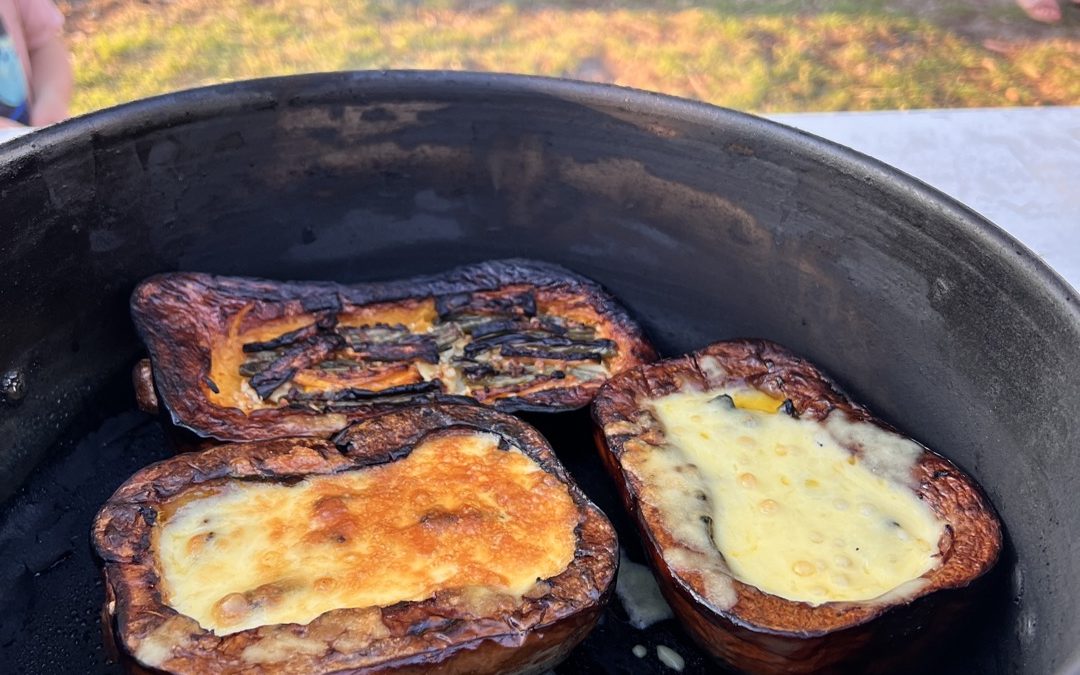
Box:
1;72;1078;674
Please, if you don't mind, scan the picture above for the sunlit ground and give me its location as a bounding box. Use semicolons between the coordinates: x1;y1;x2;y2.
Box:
60;0;1079;115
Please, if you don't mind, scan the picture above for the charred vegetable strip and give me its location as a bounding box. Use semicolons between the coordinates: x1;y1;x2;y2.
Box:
288;366;443;412
242;322;321;353
347;336;439;364
248;334;344;399
290;380;443;402
500;338;617;361
461;318;525;338
238;350;281;377
475;371;569;395
462;330;557;358
436;289;537;319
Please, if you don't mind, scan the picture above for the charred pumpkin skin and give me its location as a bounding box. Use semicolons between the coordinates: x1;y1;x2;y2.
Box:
131;259;656;442
93;404;618;675
591;339;1002;674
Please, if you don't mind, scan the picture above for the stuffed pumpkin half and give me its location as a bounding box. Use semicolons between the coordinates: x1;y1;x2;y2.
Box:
592;339;1002;674
131;259;655;442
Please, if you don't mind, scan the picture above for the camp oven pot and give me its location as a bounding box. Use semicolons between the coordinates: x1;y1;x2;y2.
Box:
0;72;1077;674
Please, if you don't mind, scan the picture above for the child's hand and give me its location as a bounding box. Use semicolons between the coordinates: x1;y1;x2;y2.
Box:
0;116;27;129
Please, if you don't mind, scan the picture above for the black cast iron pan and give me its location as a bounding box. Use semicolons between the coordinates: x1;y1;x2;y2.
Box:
0;71;1077;674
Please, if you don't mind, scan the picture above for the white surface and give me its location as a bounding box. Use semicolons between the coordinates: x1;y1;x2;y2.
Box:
770;107;1080;292
0;126;34;143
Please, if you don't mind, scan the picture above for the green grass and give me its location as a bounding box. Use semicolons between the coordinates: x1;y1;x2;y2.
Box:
66;0;1080;115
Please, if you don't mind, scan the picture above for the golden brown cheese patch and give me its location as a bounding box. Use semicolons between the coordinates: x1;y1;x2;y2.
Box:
154;432;578;634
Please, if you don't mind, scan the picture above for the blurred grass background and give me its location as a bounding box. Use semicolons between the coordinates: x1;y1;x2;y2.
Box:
59;0;1079;115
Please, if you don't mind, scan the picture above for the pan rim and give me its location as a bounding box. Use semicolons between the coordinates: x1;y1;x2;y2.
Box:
1;69;1076;328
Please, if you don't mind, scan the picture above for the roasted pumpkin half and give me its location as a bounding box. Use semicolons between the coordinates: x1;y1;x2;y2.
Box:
592;339;1002;674
131;259;655;441
93;404;618;674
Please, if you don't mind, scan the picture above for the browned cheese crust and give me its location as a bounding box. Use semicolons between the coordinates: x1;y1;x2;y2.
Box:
93;405;619;675
131;259;656;442
591;339;1002;674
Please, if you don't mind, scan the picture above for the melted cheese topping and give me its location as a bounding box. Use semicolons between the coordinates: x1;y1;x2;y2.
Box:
646;390;945;606
155;432;578;634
